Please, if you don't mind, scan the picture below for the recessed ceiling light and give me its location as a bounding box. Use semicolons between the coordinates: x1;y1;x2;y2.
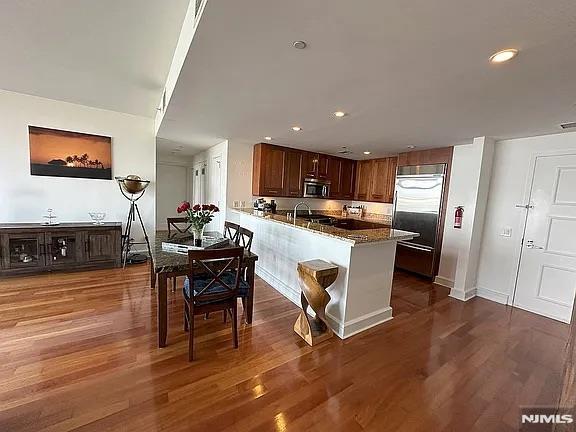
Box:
293;40;307;49
292;126;302;132
489;48;518;64
407;145;416;149
363;151;371;155
334;111;346;118
265;136;272;140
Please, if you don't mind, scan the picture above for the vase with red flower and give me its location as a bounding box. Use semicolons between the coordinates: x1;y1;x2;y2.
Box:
177;201;220;246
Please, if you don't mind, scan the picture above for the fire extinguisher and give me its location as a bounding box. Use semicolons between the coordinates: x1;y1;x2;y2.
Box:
454;206;464;229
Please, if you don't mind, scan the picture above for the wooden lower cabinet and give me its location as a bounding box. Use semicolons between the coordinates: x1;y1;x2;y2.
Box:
0;223;121;276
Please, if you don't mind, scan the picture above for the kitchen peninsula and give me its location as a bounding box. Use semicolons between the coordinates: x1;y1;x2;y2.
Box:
232;208;417;338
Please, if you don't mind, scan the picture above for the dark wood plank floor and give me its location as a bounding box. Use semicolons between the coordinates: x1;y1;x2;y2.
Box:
0;266;570;431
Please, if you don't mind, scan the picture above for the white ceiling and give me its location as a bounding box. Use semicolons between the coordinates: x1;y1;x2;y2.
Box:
0;0;189;117
158;0;576;158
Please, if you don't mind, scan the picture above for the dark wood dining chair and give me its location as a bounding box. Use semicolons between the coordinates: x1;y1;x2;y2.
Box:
224;221;240;243
167;217;191;291
235;227;254;252
183;247;246;361
167;217;191;236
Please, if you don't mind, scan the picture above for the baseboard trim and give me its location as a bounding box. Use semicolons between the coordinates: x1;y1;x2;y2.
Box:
434;276;454;289
255;264;391;339
337;307;394;339
255;264;301;307
449;287;477;301
476;286;510;305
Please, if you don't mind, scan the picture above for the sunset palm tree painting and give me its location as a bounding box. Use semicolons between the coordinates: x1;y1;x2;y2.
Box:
29;126;112;179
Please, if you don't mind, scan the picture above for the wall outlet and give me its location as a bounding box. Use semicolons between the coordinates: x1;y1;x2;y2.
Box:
233;200;240;208
500;227;512;237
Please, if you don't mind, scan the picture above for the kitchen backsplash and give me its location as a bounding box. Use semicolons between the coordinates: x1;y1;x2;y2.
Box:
244;197;393;223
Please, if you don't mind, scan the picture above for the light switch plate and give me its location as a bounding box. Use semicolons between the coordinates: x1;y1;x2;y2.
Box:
501;227;512;237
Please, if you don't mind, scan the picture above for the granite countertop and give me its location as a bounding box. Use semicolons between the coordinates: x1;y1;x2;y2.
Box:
232;209;418;246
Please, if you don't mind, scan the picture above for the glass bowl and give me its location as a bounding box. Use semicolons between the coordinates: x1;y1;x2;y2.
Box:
89;212;106;225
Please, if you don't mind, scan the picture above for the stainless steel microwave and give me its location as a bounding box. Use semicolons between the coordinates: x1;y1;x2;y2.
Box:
303;178;331;198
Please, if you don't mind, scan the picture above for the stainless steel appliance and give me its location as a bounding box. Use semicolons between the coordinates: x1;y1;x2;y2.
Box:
303;178;331;198
392;164;446;277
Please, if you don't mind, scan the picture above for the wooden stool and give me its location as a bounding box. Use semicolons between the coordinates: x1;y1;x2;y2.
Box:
294;259;339;346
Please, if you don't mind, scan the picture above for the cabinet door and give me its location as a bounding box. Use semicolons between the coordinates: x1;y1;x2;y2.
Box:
261;146;287;196
317;154;329;179
85;230;119;262
2;232;46;269
355;160;373;201
339;159;356;199
385;157;398;203
285;150;303;197
327;157;342;198
45;231;84;267
303;152;319;178
369;158;391;202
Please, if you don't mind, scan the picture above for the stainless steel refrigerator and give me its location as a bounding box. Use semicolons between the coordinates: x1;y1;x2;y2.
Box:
392;164;447;277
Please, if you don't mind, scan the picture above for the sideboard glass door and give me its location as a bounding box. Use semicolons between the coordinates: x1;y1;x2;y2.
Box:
6;233;45;269
45;232;83;267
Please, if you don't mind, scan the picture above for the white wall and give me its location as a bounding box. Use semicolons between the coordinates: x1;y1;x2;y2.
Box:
0;90;156;243
436;137;494;300
156;163;189;230
475;131;576;304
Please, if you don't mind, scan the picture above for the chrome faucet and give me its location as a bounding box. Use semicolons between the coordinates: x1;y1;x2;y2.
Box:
293;202;312;220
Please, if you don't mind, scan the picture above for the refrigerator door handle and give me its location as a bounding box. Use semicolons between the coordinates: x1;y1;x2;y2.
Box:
398;242;434;253
392;191;398;227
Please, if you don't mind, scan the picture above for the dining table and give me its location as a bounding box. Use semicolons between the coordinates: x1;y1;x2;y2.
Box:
150;230;258;348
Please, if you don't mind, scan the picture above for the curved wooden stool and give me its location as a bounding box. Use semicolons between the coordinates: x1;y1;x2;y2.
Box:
294;259;338;346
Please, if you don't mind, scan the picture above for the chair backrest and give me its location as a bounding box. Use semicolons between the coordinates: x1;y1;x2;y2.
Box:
167;217;191;236
187;247;244;304
236;227;254;252
224;221;240;242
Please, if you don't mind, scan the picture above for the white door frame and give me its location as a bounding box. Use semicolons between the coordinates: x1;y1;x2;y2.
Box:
510;149;576;310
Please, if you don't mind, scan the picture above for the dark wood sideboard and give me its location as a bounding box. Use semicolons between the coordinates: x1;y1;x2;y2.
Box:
0;222;122;277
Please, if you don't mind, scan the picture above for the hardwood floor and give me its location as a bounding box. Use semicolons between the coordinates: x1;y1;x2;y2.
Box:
0;266;570;431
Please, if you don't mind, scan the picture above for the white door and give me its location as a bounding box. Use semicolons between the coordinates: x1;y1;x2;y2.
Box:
192;161;206;204
207;155;223;232
514;153;576;323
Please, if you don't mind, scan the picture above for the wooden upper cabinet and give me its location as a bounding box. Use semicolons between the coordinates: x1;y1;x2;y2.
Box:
355;160;373;201
340;159;355;199
370;157;397;203
252;143;287;197
384;157;398;203
331;157;355;199
355;157;397;203
285;150;303;197
303;152;329;179
397;147;453;166
253;143;304;197
327;157;341;197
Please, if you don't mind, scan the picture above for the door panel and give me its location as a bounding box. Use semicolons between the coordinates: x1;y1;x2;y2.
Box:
285;151;303;197
262;147;286;195
340;159;355;199
85;230;118;262
514;154;576;323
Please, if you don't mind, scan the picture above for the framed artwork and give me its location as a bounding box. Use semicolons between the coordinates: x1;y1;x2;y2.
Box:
29;126;112;180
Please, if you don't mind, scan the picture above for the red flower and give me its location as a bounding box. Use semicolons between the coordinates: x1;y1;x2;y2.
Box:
213;206;220;213
177;201;190;213
202;204;209;211
192;204;201;211
208;204;215;211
